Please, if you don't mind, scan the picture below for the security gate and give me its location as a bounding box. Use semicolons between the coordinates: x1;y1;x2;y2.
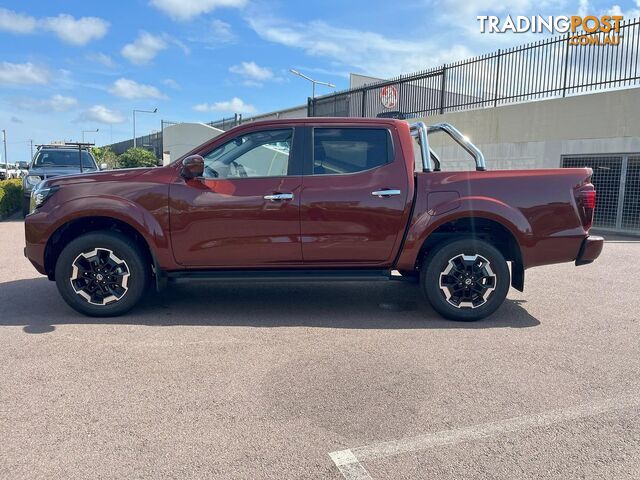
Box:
562;155;640;234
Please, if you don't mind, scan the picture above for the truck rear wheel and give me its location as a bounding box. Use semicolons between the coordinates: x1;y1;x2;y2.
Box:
420;239;510;321
54;231;149;317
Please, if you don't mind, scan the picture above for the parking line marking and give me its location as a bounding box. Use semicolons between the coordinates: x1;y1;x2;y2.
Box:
329;393;640;479
329;450;373;479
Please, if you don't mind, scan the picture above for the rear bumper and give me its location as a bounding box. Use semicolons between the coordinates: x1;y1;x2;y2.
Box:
575;235;604;266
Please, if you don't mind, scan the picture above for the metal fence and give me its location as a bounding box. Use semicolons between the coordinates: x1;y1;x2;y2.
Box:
108;131;162;158
309;18;640;118
562;155;640;234
207;114;243;131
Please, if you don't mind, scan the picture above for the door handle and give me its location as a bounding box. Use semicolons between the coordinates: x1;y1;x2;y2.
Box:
371;189;401;198
264;193;294;201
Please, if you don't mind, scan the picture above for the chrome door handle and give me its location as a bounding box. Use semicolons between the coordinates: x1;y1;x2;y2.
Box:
371;189;401;198
264;193;294;201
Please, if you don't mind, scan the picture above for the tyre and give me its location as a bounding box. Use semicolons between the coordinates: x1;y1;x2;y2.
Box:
54;231;149;317
420;239;510;321
21;196;30;217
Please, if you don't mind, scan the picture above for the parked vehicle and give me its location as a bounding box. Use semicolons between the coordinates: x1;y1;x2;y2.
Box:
15;161;30;178
24;119;603;320
22;144;103;216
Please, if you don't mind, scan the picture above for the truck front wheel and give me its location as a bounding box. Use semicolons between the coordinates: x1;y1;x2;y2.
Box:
420;239;510;321
54;231;149;317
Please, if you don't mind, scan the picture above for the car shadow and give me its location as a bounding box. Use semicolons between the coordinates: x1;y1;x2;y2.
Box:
0;277;540;334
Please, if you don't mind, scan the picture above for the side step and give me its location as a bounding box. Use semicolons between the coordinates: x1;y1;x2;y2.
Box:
166;269;415;283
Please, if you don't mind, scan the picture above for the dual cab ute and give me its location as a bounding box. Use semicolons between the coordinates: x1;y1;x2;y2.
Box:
24;119;603;321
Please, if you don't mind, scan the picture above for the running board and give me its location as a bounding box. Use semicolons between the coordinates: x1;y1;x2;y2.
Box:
166;269;415;283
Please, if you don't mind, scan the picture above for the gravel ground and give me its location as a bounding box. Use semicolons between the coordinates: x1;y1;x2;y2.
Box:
1;219;638;479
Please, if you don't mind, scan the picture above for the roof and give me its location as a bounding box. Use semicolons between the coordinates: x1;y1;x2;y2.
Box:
236;117;408;128
36;144;92;150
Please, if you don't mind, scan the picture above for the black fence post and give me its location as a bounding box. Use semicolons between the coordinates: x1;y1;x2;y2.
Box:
562;32;571;97
439;65;447;114
493;49;502;107
361;89;367;117
307;97;314;117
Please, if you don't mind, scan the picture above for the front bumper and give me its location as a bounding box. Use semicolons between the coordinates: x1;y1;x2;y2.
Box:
575;235;604;266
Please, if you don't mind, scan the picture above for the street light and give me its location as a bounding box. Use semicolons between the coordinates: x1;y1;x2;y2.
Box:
289;69;335;98
133;108;157;148
2;129;7;176
82;128;99;143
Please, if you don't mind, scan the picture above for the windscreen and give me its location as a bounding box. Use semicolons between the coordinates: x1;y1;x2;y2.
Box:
34;150;96;168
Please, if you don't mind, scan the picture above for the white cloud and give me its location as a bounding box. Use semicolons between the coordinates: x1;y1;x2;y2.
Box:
121;31;167;65
432;0;535;18
88;53;117;69
211;19;235;42
49;94;78;111
229;61;273;81
608;1;640;18
81;105;126;124
11;94;78;112
0;7;36;34
150;0;247;21
193;97;257;114
42;14;109;45
187;19;237;48
0;9;109;45
109;78;166;99
248;18;473;78
162;78;181;89
0;62;49;85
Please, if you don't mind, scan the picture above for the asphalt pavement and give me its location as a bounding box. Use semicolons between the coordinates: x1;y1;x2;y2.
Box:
1;218;638;479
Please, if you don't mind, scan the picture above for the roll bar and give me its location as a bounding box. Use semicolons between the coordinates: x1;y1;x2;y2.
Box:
409;122;486;172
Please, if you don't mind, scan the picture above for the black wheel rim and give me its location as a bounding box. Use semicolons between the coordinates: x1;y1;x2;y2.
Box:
439;253;496;309
69;248;130;306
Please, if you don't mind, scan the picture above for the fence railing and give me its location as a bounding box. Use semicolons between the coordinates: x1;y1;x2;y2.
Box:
207;114;243;131
309;17;640;118
108;131;162;157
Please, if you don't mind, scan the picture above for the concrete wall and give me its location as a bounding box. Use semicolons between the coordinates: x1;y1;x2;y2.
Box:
350;73;385;88
420;87;640;171
162;122;224;164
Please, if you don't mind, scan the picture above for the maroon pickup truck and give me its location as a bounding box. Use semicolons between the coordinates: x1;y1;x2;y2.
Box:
24;118;603;321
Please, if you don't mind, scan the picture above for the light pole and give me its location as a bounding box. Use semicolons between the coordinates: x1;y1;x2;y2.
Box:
289;69;335;98
133;108;157;148
2;129;7;175
82;128;99;143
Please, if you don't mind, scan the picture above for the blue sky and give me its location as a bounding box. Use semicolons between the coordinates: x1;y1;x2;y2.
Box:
0;0;638;160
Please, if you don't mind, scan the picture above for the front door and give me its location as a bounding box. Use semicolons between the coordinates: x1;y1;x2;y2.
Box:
169;127;303;267
300;125;411;266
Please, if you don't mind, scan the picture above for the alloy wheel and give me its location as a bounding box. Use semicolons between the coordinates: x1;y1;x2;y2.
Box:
69;248;130;306
439;253;496;309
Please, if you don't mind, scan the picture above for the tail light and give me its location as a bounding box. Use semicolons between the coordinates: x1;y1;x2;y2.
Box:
575;183;596;231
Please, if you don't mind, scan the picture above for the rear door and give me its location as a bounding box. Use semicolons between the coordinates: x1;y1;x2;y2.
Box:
300;124;411;266
169;126;304;267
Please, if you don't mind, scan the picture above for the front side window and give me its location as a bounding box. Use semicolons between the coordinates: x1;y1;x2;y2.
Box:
202;129;293;179
312;128;393;175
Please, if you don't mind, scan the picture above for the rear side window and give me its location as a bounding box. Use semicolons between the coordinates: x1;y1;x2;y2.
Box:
312;128;393;175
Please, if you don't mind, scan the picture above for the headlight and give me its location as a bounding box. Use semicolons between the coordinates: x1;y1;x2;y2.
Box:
24;175;42;189
29;185;59;213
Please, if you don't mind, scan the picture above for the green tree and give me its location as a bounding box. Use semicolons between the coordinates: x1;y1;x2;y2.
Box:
91;146;119;170
118;148;158;169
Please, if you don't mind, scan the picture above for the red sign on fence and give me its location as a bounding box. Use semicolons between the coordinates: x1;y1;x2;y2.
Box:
380;85;398;109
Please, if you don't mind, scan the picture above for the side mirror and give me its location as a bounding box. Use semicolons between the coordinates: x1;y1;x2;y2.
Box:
181;155;204;179
100;163;108;170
